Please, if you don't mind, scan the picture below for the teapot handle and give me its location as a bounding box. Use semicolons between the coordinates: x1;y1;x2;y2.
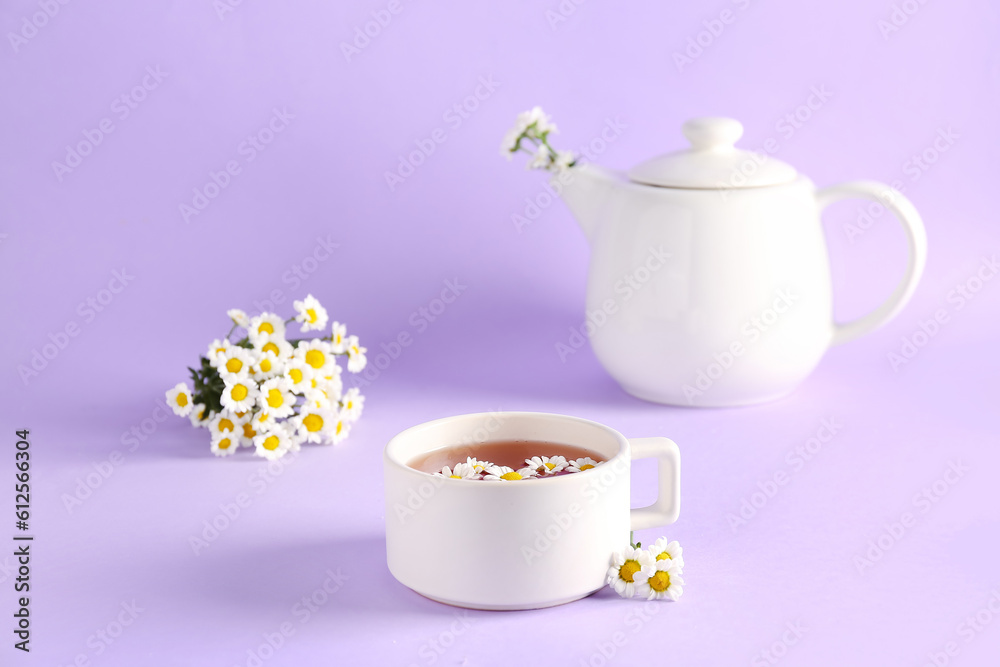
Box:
816;181;927;346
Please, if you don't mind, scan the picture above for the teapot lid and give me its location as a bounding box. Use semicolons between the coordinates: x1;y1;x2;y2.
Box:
627;117;798;189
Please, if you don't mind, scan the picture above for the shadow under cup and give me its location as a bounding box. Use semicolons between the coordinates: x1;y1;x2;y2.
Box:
383;412;631;611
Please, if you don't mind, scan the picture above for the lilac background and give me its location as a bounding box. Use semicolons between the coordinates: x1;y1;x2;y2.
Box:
2;0;999;665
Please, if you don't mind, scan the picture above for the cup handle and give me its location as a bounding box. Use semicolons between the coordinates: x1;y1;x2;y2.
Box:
816;181;928;346
628;438;681;530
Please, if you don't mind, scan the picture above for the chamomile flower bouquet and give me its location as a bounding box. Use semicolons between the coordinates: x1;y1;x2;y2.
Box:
164;295;367;460
501;106;577;172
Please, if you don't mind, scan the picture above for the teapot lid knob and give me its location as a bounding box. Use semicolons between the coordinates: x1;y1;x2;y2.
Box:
627;116;797;188
682;117;743;151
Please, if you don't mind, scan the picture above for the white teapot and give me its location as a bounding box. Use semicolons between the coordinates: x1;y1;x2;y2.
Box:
557;116;926;406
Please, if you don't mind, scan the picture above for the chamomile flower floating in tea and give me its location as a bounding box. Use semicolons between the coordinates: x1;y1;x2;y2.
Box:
607;534;686;602
483;465;538;482
434;462;479;480
567;457;599;472
413;445;606;481
165;295;366;459
465;457;491;474
525;455;568;475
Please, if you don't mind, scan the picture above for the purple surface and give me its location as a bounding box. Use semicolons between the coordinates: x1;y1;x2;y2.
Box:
2;0;999;665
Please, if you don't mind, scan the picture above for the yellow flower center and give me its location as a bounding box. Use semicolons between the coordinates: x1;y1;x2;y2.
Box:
648;570;671;592
218;438;232;450
243;423;256;439
619;559;641;583
335;420;343;435
262;341;279;356
262;435;280;451
579;464;595;471
305;349;325;369
500;471;522;481
266;388;283;408
306;308;317;323
176;393;188;407
544;462;556;470
303;413;324;432
346;400;353;410
449;475;461;479
289;368;303;384
258;322;274;335
218;418;234;432
656;552;672;561
259;358;272;373
231;384;248;401
225;358;243;373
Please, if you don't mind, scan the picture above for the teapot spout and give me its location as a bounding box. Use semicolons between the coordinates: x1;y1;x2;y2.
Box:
555;163;623;244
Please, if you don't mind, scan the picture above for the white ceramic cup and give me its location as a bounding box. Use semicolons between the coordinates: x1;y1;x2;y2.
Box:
383;411;681;610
